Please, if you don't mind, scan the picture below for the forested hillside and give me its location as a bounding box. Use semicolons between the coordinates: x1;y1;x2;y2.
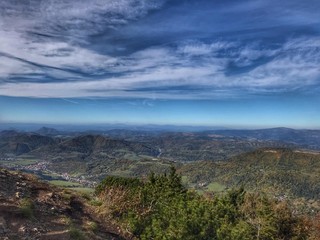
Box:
179;148;320;203
95;168;319;239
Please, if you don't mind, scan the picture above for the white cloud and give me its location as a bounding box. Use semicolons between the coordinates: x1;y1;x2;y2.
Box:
0;1;319;103
178;41;238;56
0;30;118;78
0;0;167;79
0;0;165;36
1;37;319;99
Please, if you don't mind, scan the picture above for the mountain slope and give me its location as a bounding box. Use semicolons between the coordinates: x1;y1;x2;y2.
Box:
150;132;294;161
179;148;320;202
0;168;123;239
31;134;159;158
0;131;56;156
36;127;61;136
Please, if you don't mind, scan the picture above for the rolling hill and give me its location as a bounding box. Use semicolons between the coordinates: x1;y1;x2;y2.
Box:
0;131;56;156
179;148;320;203
204;128;320;150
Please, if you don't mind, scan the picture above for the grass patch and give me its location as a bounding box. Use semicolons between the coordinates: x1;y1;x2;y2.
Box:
49;180;81;187
69;187;94;194
42;171;61;178
181;175;189;184
1;159;38;166
110;169;132;177
61;190;73;201
15;159;39;165
196;189;205;195
124;153;141;161
90;199;103;207
206;182;226;192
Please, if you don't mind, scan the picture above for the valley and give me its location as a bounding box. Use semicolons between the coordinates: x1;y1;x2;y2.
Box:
1;127;320;238
1;127;320;203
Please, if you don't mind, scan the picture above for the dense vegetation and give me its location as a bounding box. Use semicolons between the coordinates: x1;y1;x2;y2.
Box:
180;149;320;201
96;167;310;239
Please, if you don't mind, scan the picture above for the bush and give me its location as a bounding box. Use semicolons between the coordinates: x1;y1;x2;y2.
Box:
89;199;103;206
95;175;142;195
69;226;86;240
96;167;308;239
87;221;98;232
19;198;34;219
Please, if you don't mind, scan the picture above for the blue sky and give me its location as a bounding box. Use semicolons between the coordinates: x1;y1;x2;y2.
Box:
0;0;319;128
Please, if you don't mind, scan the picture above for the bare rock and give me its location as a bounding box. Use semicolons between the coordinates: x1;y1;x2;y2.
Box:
15;192;20;199
0;217;8;234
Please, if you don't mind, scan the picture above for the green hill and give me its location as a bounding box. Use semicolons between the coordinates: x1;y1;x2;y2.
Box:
179;148;320;204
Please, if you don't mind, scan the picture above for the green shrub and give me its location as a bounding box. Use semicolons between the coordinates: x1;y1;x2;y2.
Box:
97;167;308;239
87;221;98;232
89;199;103;206
81;192;92;200
95;175;142;195
19;198;34;219
69;226;86;240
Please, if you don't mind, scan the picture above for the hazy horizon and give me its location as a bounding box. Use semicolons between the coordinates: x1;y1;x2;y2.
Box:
1;122;320;133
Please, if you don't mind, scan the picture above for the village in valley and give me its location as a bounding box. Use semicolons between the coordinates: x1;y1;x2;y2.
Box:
0;158;97;189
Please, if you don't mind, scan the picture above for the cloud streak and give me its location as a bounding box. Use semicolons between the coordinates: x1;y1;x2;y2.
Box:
0;0;319;100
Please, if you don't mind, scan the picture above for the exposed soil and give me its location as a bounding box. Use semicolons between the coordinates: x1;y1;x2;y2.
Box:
0;168;124;240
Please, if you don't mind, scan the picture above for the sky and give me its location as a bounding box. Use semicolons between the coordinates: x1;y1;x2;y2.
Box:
0;0;320;129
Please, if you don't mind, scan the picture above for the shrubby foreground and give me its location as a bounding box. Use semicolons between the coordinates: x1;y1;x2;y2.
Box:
96;167;314;240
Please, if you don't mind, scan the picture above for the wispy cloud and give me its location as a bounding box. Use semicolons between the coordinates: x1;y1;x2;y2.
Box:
0;0;319;100
0;0;165;38
61;98;79;104
1;37;319;99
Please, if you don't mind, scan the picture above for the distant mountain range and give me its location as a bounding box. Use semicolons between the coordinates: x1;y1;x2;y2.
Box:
0;123;227;132
36;127;61;136
203;127;320;150
1;127;319;160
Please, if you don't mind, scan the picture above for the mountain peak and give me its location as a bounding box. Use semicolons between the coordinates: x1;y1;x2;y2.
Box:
36;127;60;135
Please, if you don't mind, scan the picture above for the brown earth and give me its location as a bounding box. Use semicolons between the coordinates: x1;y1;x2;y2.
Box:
0;168;124;240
